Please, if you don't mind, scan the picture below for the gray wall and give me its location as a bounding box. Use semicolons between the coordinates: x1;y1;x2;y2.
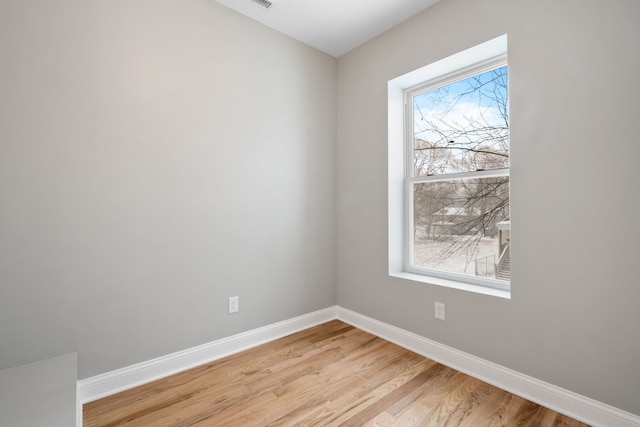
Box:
336;0;640;416
0;0;337;379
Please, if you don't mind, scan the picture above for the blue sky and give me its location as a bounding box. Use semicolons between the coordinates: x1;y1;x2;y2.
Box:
413;65;509;145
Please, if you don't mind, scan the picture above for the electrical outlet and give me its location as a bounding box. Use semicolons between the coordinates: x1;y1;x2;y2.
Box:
228;296;239;314
434;302;445;320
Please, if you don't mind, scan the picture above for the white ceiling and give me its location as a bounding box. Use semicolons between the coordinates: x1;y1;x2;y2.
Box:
214;0;441;58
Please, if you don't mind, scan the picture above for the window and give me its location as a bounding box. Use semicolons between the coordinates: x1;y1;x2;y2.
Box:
389;35;510;296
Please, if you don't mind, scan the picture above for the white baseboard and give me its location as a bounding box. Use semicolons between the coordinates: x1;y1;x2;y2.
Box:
335;306;640;427
77;305;640;427
77;306;337;404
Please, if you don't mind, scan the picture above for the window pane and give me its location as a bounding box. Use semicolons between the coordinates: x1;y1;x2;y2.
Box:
413;177;510;281
413;66;509;176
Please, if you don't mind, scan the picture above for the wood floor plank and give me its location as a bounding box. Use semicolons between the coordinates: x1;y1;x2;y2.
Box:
330;362;448;426
84;321;591;427
363;411;397;427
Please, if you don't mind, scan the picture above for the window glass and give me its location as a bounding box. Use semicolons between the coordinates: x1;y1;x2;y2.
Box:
407;63;510;285
413;66;509;176
412;177;509;279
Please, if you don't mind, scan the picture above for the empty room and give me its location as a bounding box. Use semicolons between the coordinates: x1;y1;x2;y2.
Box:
1;0;639;426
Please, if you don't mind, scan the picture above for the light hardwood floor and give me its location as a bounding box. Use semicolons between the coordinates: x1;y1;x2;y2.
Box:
84;320;590;426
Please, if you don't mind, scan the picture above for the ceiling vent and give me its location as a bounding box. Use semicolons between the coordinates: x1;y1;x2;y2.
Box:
250;0;275;9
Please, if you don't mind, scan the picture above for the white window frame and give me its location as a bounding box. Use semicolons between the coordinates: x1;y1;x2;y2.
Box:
388;35;511;299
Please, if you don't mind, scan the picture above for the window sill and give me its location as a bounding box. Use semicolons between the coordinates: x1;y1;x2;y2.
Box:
390;271;511;299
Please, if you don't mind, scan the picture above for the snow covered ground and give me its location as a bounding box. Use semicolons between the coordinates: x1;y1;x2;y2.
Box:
414;236;499;276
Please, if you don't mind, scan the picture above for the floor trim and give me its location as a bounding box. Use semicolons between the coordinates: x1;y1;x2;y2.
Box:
77;305;640;427
336;306;640;427
77;306;337;405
